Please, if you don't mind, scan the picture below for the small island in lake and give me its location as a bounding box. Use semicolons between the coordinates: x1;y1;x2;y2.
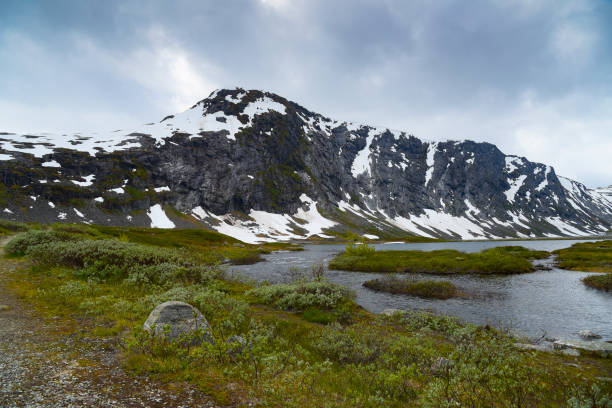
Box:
363;276;462;299
330;244;550;275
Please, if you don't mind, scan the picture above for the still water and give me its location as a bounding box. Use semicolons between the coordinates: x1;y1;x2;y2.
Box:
231;240;611;341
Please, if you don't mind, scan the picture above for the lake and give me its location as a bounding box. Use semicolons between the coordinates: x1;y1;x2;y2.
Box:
231;239;612;341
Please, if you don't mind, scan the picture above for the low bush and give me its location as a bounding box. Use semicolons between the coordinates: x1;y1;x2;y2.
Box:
344;232;376;256
363;275;459;299
313;323;385;364
246;280;354;311
0;218;30;234
5;229;80;256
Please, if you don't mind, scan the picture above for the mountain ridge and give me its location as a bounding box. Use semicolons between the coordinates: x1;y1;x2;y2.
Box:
0;88;610;243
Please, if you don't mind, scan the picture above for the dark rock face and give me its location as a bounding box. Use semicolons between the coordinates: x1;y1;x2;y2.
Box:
0;88;610;241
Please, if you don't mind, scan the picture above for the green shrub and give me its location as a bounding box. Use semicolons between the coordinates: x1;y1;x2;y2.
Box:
193;289;252;338
313;323;384;364
423;338;548;408
344;232;376;256
0;218;30;234
5;229;80;256
25;239;195;277
246;280;353;311
385;310;467;337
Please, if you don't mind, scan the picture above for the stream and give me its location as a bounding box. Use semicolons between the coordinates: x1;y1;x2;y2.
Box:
230;239;612;341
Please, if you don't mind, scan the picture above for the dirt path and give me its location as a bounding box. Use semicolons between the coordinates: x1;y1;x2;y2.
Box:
0;239;224;408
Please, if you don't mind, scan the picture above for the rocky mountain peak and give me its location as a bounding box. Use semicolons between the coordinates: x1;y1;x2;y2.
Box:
0;88;610;243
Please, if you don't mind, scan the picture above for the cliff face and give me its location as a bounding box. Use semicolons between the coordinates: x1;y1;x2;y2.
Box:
0;88;610;242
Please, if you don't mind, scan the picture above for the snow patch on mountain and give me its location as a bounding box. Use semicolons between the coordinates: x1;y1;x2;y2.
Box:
193;194;337;243
351;129;377;177
147;204;175;229
424;142;438;185
242;96;287;123
505;175;527;202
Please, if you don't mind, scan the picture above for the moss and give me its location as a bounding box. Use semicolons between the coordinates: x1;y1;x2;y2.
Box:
301;308;335;324
363;276;460;299
553;240;612;272
582;273;612;291
330;246;550;274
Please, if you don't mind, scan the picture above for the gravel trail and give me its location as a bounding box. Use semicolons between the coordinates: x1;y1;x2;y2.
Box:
0;239;225;408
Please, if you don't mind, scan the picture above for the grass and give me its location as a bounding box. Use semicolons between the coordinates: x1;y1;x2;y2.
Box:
363;276;460;299
330;246;550;274
1;227;610;407
582;274;612;291
553;240;612;272
7;222;301;265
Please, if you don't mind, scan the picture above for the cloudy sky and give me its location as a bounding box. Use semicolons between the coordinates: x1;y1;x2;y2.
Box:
1;0;610;187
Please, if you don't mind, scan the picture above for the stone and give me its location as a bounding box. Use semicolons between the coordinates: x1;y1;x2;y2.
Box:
560;348;580;357
381;308;404;316
143;301;213;344
578;330;602;340
0;304;9;312
553;339;612;357
513;343;554;352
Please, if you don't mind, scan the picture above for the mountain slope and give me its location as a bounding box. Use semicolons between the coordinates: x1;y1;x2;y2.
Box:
0;88;610;242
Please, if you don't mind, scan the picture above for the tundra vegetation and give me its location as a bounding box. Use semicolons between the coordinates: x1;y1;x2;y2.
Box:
552;240;612;291
329;240;550;274
553;240;612;273
1;225;611;407
363;275;461;299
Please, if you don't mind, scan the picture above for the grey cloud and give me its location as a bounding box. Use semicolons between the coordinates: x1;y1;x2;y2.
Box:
0;0;610;187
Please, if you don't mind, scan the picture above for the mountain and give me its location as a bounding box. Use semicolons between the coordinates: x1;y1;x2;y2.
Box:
594;186;612;203
1;88;611;243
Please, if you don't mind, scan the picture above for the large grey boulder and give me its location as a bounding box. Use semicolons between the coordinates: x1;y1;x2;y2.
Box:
143;301;213;344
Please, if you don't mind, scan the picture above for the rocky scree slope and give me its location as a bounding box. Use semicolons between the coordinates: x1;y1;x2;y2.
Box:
0;88;610;243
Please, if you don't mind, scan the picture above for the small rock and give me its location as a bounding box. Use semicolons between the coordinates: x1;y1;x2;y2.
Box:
560;348;581;356
381;308;404;316
578;330;602;340
554;339;612;357
143;301;213;345
0;304;9;311
513;343;553;352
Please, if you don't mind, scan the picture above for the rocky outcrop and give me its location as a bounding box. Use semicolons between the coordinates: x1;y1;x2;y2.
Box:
553;339;612;357
143;301;213;344
0;88;610;242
